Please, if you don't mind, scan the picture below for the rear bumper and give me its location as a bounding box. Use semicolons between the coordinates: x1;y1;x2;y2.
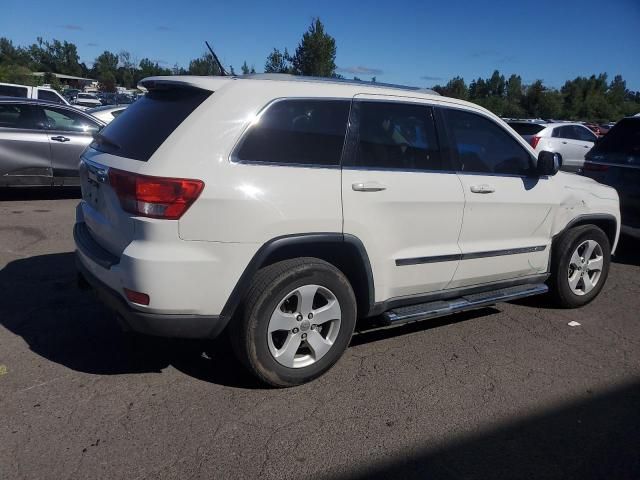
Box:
76;255;223;338
74;222;225;339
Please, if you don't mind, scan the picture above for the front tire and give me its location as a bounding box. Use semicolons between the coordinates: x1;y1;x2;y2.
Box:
548;225;611;308
230;258;357;387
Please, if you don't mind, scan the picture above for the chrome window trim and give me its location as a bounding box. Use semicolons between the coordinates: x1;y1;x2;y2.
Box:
395;245;547;266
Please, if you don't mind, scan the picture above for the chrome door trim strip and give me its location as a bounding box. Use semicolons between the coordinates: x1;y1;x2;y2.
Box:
396;245;546;266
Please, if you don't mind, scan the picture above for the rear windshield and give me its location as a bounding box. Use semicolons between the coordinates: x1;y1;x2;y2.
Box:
91;86;211;161
591;118;640;156
507;122;545;136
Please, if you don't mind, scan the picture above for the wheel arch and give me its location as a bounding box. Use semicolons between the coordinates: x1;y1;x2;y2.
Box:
553;214;618;251
216;233;375;335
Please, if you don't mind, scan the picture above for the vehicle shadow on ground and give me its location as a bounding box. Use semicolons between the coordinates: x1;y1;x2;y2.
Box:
0;187;81;201
0;252;501;389
326;379;640;480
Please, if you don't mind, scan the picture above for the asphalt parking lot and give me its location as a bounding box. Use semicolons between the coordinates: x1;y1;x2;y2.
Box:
0;188;639;480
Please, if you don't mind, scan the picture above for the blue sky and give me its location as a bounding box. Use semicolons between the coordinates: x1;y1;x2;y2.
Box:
2;0;639;89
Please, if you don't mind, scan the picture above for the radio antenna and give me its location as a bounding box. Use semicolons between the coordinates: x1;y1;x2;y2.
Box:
205;41;227;76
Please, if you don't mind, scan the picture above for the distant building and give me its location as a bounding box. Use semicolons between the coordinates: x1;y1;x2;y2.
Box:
32;72;97;90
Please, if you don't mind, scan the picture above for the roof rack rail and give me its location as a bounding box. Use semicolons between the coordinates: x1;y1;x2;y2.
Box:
238;73;440;95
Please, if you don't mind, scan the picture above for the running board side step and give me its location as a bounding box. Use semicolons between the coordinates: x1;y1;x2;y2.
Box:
382;283;548;326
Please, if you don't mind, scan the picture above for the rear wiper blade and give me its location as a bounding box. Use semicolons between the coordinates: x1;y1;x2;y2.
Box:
92;132;121;150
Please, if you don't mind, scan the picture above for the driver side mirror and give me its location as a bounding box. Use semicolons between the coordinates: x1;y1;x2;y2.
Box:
537;151;560;176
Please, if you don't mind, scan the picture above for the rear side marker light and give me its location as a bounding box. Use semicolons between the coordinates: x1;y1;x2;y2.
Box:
108;169;204;220
123;288;150;305
530;135;541;149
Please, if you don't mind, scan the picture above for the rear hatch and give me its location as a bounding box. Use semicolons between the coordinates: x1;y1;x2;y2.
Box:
79;81;213;257
582;117;640;227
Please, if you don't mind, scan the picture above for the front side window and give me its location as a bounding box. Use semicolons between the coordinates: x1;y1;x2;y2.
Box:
42;107;100;133
344;101;444;171
443;108;532;175
38;89;63;103
236;99;350;166
0;104;44;130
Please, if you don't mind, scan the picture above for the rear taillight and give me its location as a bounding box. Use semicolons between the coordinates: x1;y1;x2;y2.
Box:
583;162;609;172
108;169;204;220
530;136;541;149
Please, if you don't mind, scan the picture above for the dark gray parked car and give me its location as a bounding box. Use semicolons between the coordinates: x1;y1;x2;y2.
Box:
0;97;105;186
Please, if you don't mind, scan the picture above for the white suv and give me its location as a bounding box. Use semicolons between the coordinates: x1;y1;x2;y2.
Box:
508;121;598;172
74;74;620;386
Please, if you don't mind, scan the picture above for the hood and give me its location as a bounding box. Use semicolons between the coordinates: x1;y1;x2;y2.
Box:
555;171;618;200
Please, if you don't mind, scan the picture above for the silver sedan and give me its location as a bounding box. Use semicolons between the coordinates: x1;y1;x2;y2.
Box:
0;98;105;186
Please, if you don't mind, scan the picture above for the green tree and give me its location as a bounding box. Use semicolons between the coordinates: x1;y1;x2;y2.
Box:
291;18;336;77
0;64;37;84
434;76;468;99
487;70;506;97
92;50;119;90
264;48;292;74
188;53;221;76
0;38;31;67
469;78;489;99
27;38;82;76
522;80;562;118
504;74;524;117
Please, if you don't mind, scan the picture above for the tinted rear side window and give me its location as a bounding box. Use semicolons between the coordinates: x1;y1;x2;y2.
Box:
236;99;350;166
91;87;211;161
0;85;28;98
345;101;445;171
508;122;545;136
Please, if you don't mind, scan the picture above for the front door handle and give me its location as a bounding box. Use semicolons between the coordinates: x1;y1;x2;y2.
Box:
352;182;386;192
470;184;495;194
51;136;70;142
561;141;568;144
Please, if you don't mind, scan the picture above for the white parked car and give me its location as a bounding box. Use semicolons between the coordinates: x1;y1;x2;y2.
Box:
86;105;127;124
0;82;70;105
508;121;598;172
73;92;102;108
75;75;620;386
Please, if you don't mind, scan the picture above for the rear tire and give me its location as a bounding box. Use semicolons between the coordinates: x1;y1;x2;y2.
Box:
548;225;610;308
230;258;357;387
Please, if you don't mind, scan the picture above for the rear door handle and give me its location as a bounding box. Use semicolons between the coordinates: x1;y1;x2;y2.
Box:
561;141;568;144
352;182;386;192
470;184;495;194
51;136;70;142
